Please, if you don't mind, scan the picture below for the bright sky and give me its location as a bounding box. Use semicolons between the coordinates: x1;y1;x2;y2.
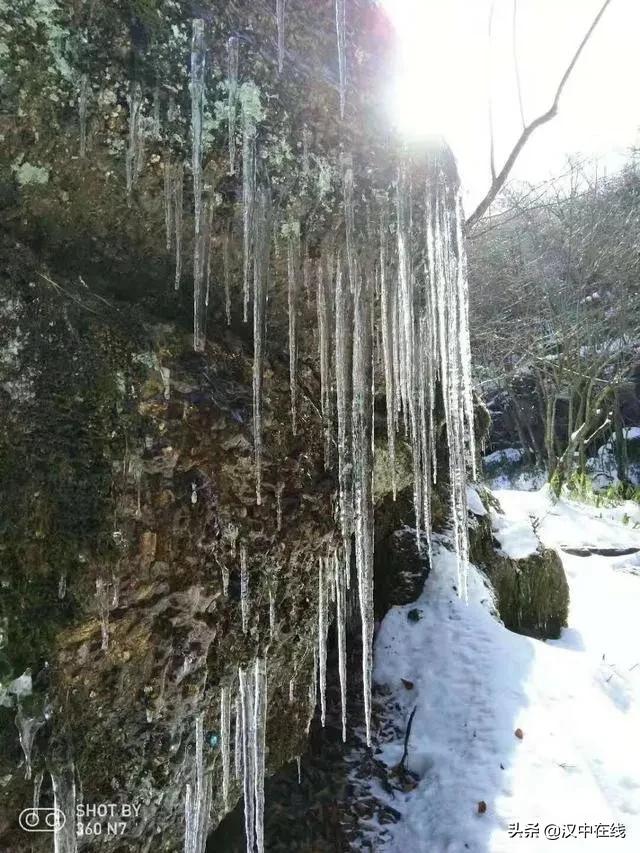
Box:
381;0;640;213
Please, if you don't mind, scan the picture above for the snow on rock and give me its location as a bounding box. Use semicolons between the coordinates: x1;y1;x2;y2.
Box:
483;448;524;467
372;495;640;852
490;506;540;560
467;485;487;517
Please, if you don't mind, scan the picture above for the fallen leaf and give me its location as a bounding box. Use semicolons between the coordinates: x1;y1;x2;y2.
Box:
514;728;524;740
400;678;414;690
477;800;487;814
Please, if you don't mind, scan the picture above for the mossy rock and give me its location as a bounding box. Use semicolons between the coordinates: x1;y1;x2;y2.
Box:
470;515;569;640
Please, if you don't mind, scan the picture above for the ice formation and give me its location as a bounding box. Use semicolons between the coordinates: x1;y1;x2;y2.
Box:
252;187;271;505
51;763;77;853
78;73;89;158
335;0;347;118
317;556;329;727
242;101;257;323
221;686;232;811
240;543;249;634
190;19;207;352
286;225;300;434
95;577;110;652
15;706;44;780
125;82;144;203
276;0;286;73
184;714;212;853
227;36;240;174
333;550;347;741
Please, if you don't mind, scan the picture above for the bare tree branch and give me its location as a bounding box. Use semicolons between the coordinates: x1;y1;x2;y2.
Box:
466;0;614;229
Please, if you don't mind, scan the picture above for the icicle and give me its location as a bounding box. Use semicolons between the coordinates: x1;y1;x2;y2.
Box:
223;229;232;326
204;197;214;309
173;162;184;290
268;586;276;638
317;254;333;468
334;251;353;590
288;678;294;704
302;124;311;175
241;101;257;323
334;550;347;742
78;73;89;158
161;365;171;401
253;658;267;853
376;191;396;499
32;769;43;809
125;81;144;203
152;86;161;139
51;763;77;853
221;687;232;812
240;544;249;634
286;224;299;434
15;706;43;780
352;259;375;746
234;695;243;781
342;155;356;289
191;19;207;353
58;572;66;600
239;666;255;853
276;0;286;73
184;713;212;853
275;481;284;531
317;557;328;728
252;187;271;505
335;0;347;118
296;756;302;784
423;157;475;599
95;578;110;651
164;156;173;251
227;36;240;174
111;574;120;608
221;561;230;597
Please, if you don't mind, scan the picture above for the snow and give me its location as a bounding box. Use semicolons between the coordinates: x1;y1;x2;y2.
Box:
466;485;487;517
373;489;640;851
483;448;524;467
490;502;539;560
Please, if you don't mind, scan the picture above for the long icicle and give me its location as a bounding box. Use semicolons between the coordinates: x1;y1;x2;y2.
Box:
79;73;89;158
191;19;207;352
334;549;347;742
253;187;271;505
335;0;347;118
242;101;257;323
334;251;353;591
252;658;267;853
239;666;255;853
227;36;240;174
317;556;328;727
287;224;299;434
221;686;232;812
351;257;374;746
276;0;286;73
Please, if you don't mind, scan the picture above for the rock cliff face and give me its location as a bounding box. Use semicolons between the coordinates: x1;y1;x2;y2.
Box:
0;232;341;849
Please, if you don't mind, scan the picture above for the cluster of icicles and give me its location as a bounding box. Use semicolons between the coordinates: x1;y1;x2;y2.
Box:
184;664;267;853
75;7;476;853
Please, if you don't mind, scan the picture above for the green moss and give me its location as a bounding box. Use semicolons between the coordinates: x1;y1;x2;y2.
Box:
470;515;569;640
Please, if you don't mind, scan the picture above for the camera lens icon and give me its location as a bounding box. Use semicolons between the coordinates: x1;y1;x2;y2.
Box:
19;808;66;832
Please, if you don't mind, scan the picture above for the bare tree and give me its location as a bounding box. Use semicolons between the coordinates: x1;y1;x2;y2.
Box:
467;0;614;229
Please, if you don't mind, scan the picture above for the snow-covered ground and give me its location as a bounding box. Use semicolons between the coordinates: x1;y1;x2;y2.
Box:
372;488;640;851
